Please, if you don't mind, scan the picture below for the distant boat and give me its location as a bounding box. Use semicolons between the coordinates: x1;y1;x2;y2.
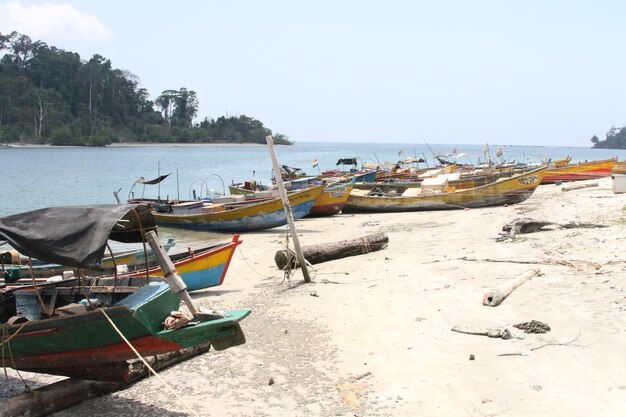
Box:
342;167;546;213
151;186;324;232
542;158;616;184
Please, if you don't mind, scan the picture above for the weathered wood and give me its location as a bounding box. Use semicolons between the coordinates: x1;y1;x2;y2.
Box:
0;343;212;417
274;232;389;270
482;268;540;307
266;135;312;282
561;181;598;192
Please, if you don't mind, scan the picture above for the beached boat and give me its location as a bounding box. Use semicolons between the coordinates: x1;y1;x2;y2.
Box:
308;179;355;217
542;158;616;184
2;236;241;292
126;235;241;291
342;167;546;213
3;280;249;382
152;186;324;232
0;204;250;382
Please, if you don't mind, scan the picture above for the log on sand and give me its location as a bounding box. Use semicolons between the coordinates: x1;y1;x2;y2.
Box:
482;269;540;307
561;182;598;192
1;343;212;417
274;232;389;270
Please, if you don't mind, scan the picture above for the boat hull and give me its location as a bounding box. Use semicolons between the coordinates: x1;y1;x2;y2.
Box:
3;282;250;382
153;186;324;232
342;168;545;213
308;182;354;217
542;159;616;184
128;235;241;291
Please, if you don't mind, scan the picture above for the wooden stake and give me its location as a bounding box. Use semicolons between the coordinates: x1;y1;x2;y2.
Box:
482;268;540;307
266;135;311;283
145;230;199;316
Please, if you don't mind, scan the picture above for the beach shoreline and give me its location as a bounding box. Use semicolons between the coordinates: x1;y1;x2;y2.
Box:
2;177;625;416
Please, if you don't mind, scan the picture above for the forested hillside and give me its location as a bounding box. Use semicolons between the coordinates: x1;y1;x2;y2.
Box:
591;126;626;149
0;31;291;145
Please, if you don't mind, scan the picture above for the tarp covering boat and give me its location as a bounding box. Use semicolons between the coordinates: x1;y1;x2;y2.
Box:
280;165;306;177
336;158;358;166
0;204;156;270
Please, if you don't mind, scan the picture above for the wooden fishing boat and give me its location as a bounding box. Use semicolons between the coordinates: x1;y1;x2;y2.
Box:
0;204;250;382
3;281;249;382
5;235;243;293
542;158;616;184
342;167;546;213
152;186;324;232
126;235;241;291
2;238;176;277
308;179;355;217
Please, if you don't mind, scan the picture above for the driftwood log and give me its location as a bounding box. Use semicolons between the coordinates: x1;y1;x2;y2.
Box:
0;343;212;417
561;181;598;192
274;232;389;270
482;268;540;307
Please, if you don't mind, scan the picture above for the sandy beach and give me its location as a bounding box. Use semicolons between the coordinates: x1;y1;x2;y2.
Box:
2;177;625;416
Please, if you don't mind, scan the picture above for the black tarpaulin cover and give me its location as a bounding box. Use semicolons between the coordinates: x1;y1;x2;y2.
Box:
336;158;357;166
0;204;156;270
135;173;171;185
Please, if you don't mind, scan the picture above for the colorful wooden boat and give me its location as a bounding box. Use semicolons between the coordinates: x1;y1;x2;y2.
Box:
0;204;250;382
3;281;250;382
308;179;355;217
3;236;241;293
127;235;241;291
152;186;324;232
542;158;616;184
342;167;546;213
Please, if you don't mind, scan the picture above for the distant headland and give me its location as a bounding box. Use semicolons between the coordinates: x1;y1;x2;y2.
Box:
0;31;291;146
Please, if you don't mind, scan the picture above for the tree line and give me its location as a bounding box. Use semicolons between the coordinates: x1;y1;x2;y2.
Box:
591;126;626;149
0;31;291;146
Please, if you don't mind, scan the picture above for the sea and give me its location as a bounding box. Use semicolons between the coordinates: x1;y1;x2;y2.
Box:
1;141;623;249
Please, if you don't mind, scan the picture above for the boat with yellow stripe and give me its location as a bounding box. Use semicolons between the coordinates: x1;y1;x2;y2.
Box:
542;158;616;184
342;167;545;213
127;235;241;291
152;185;324;232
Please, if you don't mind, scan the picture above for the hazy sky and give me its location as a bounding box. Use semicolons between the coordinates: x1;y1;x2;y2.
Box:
1;0;625;146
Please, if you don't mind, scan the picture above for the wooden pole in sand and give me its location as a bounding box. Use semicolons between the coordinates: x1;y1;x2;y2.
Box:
266;135;311;283
145;230;199;316
482;268;540;307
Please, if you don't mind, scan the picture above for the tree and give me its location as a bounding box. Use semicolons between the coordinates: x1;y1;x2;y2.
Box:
590;135;599;145
172;88;198;127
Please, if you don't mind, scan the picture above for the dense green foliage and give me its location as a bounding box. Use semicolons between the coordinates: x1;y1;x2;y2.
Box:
591;126;626;149
0;31;291;145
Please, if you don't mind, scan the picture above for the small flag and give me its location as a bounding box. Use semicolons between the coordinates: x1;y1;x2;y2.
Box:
398;148;404;157
496;147;503;158
452;148;457;155
312;159;318;168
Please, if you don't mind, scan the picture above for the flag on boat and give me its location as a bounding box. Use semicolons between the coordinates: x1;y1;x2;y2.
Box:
452;148;457;155
496;147;503;158
312;159;319;168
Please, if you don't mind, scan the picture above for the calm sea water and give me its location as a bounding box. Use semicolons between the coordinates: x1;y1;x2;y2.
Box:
2;141;624;220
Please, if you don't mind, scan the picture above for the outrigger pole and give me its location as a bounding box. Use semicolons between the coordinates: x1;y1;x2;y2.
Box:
265;135;312;283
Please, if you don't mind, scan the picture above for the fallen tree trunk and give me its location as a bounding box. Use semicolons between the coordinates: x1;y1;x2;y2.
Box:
561;182;598;192
482;268;540;307
0;343;212;417
275;232;389;270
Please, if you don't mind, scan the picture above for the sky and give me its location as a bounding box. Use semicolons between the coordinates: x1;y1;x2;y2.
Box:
1;0;625;146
